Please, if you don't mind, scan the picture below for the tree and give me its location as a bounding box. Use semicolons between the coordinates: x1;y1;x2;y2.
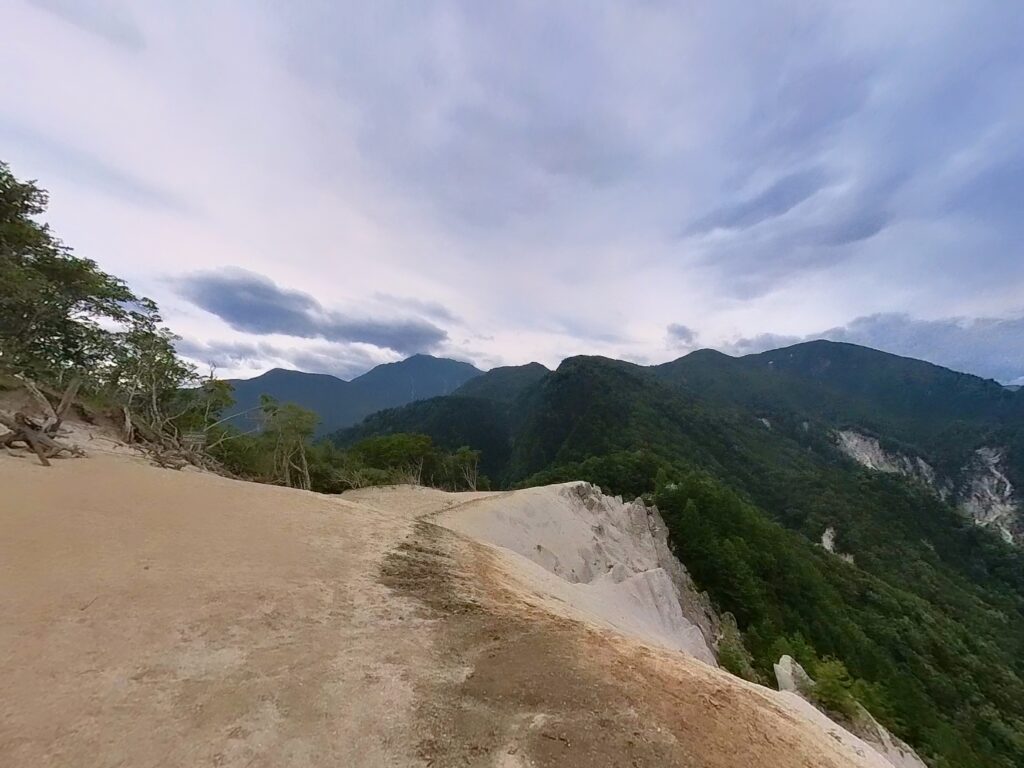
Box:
812;658;859;721
451;446;481;490
259;396;318;489
0;161;224;461
98;301;198;441
350;433;434;485
1;162;139;381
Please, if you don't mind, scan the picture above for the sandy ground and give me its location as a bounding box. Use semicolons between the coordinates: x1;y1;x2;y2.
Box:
2;451;894;767
1;454;435;767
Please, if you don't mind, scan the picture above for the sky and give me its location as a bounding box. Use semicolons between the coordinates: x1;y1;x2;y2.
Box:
3;1;1023;384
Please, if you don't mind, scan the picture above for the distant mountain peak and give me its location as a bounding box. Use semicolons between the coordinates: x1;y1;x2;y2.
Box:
225;354;481;435
257;367;343;381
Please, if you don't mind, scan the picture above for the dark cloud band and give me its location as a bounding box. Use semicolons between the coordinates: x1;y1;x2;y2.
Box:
176;269;448;354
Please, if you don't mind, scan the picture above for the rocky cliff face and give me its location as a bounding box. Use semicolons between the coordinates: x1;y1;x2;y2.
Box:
820;526;854;563
960;447;1020;544
438;481;721;665
835;430;1022;544
834;431;946;494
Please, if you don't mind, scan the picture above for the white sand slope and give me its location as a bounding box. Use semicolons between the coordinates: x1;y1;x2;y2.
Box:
435;482;906;768
436;482;718;664
0;454;436;767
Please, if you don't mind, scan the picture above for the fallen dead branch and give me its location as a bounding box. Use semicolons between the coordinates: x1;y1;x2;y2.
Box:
0;412;85;466
2;376;229;473
146;447;189;471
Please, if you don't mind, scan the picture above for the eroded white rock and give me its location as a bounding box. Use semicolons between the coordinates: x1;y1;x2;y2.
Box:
820;526;854;563
961;447;1018;544
835;430;1021;544
438;482;719;664
835;431;941;489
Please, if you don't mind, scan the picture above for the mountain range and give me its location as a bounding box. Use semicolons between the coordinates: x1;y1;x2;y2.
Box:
224;354;482;435
329;341;1023;524
231;342;1023;542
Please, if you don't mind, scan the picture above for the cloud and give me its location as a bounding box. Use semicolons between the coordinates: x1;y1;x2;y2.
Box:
175;338;388;381
666;323;698;348
372;292;461;323
29;0;144;49
686;168;830;235
945;149;1024;223
813;208;890;246
174;339;269;371
176;269;448;354
0;121;189;212
723;313;1024;384
721;333;803;357
3;2;1023;379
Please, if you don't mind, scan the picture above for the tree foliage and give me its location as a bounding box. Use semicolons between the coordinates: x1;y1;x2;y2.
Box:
0;162;199;443
655;471;1024;768
1;163;173;384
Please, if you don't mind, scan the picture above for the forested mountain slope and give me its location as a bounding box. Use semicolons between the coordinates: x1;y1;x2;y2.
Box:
656;341;1024;542
655;341;1024;476
335;362;550;478
452;361;549;402
332;345;1024;767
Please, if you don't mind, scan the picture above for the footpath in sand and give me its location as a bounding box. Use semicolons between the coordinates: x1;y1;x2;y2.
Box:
1;451;894;768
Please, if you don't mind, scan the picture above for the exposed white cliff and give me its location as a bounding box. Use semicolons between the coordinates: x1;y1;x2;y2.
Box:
835;431;942;490
775;656;928;768
961;447;1019;544
820;526;854;563
835;430;1021;544
438;482;720;665
439;482;933;765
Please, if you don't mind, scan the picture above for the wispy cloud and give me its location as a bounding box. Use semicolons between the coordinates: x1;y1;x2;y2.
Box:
0;121;189;212
685;168;830;236
29;0;144;49
666;323;698;349
176;337;387;380
2;1;1022;378
372;292;461;324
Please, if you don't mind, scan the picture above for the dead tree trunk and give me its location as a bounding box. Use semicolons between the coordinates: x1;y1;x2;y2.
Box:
0;412;84;466
50;378;81;433
122;406;134;443
18;377;59;427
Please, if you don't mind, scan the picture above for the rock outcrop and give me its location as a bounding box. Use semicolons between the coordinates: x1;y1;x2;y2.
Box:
834;431;944;492
820;526;854;563
774;656;928;768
